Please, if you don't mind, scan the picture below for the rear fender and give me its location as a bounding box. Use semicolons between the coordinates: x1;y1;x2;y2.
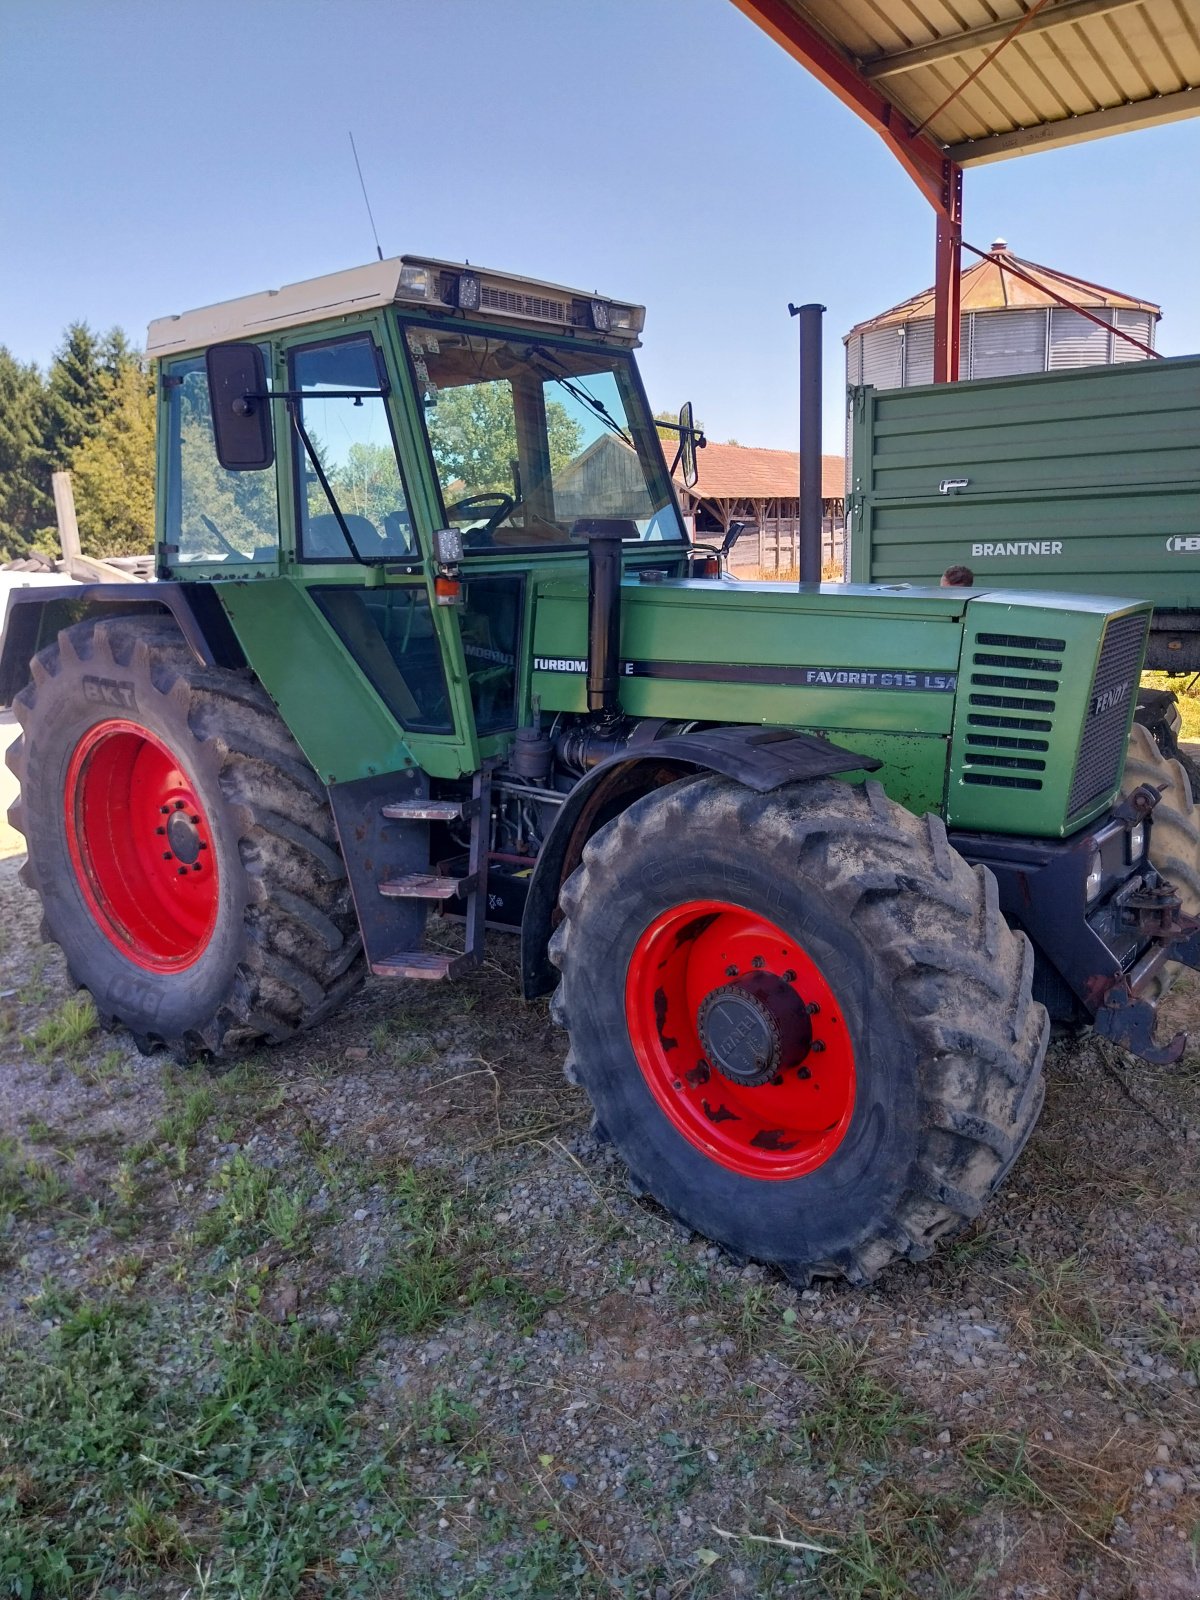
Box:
0;582;245;705
520;724;879;997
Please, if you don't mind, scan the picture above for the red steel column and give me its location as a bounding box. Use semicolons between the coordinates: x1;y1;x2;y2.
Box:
933;160;963;383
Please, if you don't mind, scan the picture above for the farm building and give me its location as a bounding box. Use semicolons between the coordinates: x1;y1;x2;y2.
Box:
553;433;847;576
669;440;846;575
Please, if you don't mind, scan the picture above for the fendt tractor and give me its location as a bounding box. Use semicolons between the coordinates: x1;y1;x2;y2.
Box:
4;256;1199;1287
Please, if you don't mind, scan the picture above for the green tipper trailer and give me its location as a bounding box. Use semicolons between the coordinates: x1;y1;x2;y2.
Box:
848;354;1200;670
3;256;1200;1288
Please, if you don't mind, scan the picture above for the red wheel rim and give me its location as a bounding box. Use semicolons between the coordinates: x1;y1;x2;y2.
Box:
625;900;856;1180
64;720;219;972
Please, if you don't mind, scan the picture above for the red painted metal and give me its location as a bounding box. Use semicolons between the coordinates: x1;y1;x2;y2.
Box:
730;0;964;380
933;162;964;383
625;899;856;1180
729;0;948;207
64;719;219;971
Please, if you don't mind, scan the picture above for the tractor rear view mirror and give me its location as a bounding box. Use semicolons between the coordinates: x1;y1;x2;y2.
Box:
206;343;274;471
678;402;697;489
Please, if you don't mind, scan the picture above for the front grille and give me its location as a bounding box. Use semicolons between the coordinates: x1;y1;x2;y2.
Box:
1067;613;1148;817
963;632;1063;789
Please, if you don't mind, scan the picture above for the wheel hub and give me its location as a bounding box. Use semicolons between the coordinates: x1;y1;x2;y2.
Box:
625;899;856;1181
166;808;202;865
64;719;219;972
698;973;812;1087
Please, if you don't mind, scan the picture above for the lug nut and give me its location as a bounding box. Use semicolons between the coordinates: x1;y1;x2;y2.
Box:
198;842;208;851
159;805;170;815
811;1040;825;1053
782;969;796;983
189;814;199;824
797;1065;811;1080
191;863;202;873
178;867;187;876
806;1002;820;1016
175;800;185;809
751;955;765;969
155;826;165;836
725;965;738;977
162;852;172;861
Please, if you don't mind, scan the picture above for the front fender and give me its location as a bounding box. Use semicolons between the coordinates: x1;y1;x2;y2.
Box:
520;724;879;997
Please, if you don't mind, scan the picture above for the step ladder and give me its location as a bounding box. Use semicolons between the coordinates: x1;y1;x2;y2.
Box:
371;766;493;981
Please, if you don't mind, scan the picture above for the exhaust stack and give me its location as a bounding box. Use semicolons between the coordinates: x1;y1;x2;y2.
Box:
790;301;825;586
584;522;626;720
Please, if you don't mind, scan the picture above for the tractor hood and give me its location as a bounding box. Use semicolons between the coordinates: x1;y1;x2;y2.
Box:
529;575;1152;836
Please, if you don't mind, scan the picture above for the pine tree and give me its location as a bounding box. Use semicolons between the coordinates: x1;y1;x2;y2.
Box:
70;359;156;558
42;321;107;468
0;348;53;558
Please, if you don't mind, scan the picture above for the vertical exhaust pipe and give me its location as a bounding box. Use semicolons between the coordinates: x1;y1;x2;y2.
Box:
585;522;625;720
790;301;825;586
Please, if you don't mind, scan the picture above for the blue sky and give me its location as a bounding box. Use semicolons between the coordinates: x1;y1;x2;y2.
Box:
3;0;1197;451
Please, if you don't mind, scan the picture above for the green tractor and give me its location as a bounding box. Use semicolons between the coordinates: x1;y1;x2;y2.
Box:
4;255;1197;1286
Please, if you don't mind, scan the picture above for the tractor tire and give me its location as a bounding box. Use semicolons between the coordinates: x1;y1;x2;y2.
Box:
549;774;1048;1286
7;615;365;1057
1123;721;1200;914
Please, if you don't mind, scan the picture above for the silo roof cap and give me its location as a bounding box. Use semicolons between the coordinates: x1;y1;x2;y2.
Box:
846;241;1160;337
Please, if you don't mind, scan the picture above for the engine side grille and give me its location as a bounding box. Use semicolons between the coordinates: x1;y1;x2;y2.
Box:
963;632;1063;789
1067;613;1148;818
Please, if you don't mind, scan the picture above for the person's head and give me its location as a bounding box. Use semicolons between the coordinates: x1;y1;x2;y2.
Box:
940;564;974;588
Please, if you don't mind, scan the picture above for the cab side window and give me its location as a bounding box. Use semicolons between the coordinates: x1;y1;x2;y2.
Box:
163;353;279;564
290;336;415;562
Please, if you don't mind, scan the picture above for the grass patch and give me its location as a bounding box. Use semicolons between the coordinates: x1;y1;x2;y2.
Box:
0;1136;69;1230
25;994;97;1063
783;1329;928;1465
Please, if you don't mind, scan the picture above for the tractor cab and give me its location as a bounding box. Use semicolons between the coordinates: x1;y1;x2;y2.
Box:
149;255;702;773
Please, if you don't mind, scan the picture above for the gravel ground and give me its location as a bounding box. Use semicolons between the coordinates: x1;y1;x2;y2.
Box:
4;850;1200;1598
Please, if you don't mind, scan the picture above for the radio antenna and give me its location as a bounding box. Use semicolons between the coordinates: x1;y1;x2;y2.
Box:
349;131;384;262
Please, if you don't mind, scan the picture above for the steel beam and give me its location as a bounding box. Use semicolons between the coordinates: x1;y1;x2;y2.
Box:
949;85;1200;163
860;0;1147;80
933;163;963;383
729;0;949;209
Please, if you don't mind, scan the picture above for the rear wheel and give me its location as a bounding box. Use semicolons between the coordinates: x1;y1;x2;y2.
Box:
550;775;1048;1285
7;616;366;1056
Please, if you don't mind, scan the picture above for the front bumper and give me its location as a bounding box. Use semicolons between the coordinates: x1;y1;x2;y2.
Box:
952;785;1200;1065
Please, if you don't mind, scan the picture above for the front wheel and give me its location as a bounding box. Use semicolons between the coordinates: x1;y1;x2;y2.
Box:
7;616;366;1056
549;775;1048;1285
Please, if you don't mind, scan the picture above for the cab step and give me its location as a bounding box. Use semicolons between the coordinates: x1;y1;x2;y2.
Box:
371;951;470;981
378;872;476;901
381;798;469;822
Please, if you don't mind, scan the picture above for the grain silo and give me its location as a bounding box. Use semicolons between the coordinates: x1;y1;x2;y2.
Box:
841;240;1160;497
845;238;1160;392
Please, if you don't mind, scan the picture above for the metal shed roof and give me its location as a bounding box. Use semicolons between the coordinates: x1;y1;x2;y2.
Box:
734;0;1200;167
847;237;1160;333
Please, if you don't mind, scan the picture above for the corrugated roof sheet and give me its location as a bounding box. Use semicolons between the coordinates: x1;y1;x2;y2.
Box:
671;441;845;501
847;238;1160;333
741;0;1200;165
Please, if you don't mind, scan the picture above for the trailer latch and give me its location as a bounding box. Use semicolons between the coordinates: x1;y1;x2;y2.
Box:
938;478;970;495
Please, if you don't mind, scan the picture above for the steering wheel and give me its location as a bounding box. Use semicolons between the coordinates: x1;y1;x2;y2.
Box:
446;492;516;547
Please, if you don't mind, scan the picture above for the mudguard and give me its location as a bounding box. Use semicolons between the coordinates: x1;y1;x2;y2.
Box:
520;724;880;997
0;582;245;706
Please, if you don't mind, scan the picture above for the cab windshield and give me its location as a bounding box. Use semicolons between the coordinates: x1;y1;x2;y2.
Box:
402;321;685;553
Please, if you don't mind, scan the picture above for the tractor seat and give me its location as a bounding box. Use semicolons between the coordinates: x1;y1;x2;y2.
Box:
304;513;382;560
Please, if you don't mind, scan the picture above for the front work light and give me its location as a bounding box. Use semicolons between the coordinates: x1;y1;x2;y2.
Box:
1085;849;1104;903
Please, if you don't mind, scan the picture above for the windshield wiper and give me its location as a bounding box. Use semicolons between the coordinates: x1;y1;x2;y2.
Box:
284;402;368;563
527;347;633;447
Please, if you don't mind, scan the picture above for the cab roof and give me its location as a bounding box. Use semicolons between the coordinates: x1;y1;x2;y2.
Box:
146;255;646;358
